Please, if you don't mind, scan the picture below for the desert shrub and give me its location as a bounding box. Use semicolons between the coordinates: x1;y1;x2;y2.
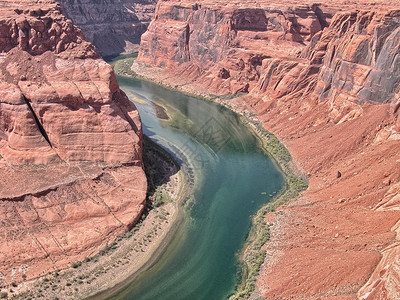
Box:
71;261;82;269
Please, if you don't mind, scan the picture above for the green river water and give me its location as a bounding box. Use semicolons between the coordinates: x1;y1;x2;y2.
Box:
107;72;284;300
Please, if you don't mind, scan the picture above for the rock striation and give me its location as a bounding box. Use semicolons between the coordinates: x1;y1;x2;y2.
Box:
57;0;157;56
0;0;147;284
138;0;324;94
134;0;400;299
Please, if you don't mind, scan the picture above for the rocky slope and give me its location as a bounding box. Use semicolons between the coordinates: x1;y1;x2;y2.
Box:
57;0;157;56
134;0;400;299
0;0;146;284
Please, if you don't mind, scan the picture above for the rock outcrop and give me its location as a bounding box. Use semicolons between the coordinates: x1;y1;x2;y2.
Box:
57;0;157;56
0;1;147;284
134;0;400;299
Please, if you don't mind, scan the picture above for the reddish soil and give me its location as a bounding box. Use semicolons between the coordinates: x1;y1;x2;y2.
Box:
231;96;400;299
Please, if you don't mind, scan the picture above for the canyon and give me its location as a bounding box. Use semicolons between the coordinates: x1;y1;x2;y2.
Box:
1;0;400;299
57;0;157;56
133;0;400;299
0;0;146;285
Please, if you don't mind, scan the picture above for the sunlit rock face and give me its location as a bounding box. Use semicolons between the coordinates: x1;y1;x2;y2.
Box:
138;0;324;95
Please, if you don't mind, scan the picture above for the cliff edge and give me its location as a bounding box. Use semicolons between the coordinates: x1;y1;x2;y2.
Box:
0;0;147;284
134;0;400;299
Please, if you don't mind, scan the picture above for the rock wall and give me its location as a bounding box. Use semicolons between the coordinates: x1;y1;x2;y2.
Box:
138;0;324;94
135;0;400;299
0;1;147;284
58;0;157;56
251;9;400;124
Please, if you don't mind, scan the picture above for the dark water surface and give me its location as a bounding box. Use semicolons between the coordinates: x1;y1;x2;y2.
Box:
108;72;284;300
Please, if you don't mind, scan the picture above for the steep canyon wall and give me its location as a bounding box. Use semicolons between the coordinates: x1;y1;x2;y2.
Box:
134;0;400;299
58;0;157;56
0;0;147;284
138;0;325;94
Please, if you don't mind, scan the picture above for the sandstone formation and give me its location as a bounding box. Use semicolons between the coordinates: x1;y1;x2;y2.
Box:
134;0;400;298
58;0;157;56
0;1;146;284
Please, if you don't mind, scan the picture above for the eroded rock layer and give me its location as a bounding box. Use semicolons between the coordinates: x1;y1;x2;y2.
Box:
58;0;157;56
0;1;147;284
135;0;400;299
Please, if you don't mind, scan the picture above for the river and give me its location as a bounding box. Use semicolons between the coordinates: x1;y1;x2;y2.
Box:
107;71;284;299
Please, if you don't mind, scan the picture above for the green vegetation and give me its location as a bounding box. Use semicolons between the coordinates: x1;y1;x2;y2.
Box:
0;292;7;299
71;261;82;269
153;186;171;207
230;122;308;300
112;57;138;78
209;92;245;100
259;129;292;164
99;241;118;256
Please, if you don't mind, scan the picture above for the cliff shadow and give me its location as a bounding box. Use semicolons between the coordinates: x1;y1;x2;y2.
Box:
142;135;181;209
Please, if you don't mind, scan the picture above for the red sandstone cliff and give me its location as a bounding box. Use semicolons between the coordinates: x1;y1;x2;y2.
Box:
135;0;400;299
57;0;157;56
138;0;324;94
0;0;146;284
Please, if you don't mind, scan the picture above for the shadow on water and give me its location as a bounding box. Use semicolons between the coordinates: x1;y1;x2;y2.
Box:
142;135;181;210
